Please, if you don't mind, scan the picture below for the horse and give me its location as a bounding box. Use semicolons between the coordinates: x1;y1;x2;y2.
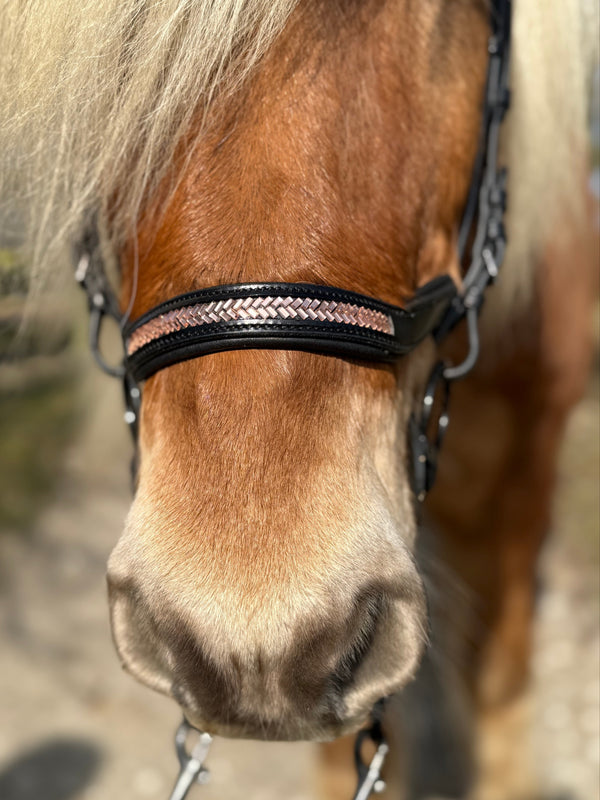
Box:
1;0;597;797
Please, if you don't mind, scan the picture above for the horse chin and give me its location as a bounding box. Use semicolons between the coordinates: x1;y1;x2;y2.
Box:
179;708;370;743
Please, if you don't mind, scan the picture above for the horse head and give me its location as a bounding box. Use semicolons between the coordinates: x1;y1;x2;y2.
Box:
106;0;490;740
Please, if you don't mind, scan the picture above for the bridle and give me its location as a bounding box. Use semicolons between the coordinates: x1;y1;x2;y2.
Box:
75;1;511;797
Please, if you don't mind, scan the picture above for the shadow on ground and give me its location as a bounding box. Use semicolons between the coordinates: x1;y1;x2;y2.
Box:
0;739;102;800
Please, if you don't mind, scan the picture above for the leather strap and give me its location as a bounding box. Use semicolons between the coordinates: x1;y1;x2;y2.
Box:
124;276;457;382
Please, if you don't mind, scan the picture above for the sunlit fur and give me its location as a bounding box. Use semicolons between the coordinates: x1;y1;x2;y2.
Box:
0;0;596;316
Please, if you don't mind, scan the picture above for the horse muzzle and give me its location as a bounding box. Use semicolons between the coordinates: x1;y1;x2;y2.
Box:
107;544;427;742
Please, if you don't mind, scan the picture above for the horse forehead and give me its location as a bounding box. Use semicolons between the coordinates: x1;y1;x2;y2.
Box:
124;2;485;318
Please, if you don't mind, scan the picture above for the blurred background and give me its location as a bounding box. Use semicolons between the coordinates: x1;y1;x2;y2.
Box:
0;73;598;800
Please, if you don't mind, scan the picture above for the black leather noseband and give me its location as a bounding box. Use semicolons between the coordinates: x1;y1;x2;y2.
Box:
124;276;458;383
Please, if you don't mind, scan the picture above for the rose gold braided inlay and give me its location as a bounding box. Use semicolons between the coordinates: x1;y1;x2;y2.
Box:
127;295;394;356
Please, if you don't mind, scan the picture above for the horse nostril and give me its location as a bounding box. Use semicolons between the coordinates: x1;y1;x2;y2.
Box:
329;590;387;696
282;587;389;717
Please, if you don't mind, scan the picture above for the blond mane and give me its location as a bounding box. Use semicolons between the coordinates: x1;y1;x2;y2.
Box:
0;0;596;309
495;0;598;322
0;0;299;291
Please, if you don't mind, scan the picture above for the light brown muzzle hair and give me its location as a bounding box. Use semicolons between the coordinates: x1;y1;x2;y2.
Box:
109;348;428;739
107;0;489;740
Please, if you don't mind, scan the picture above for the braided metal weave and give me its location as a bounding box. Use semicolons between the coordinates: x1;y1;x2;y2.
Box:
127;295;394;356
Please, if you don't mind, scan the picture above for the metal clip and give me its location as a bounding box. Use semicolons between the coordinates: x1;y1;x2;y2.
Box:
123;371;141;439
168;719;212;800
353;720;389;800
87;303;126;379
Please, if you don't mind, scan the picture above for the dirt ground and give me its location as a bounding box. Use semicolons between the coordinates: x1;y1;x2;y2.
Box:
0;354;598;800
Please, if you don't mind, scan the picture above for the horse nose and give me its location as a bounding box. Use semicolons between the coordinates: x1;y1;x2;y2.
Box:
278;581;427;733
161;586;395;734
107;567;427;739
284;587;389;705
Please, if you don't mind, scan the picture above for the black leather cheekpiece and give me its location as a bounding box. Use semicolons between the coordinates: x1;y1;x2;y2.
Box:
124;276;457;382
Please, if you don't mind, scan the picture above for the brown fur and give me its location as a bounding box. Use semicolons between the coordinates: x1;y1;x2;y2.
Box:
424;184;597;798
121;0;487;315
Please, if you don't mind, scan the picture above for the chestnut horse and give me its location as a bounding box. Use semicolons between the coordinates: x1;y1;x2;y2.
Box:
1;0;597;797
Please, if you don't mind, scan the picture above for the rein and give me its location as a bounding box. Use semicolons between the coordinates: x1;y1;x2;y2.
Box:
75;1;511;797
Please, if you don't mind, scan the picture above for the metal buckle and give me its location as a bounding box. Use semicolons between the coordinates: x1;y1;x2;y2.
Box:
168;719;212;800
442;305;480;382
442;165;506;383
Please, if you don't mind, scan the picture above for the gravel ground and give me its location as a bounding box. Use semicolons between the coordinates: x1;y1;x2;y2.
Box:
0;364;597;800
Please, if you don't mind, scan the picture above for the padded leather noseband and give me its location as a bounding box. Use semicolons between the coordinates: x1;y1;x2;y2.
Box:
124;276;457;382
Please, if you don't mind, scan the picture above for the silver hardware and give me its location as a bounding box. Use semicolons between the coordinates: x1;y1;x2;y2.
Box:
168;719;212;800
92;291;105;309
443;305;480;381
353;740;389;800
482;247;499;278
74;253;90;284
